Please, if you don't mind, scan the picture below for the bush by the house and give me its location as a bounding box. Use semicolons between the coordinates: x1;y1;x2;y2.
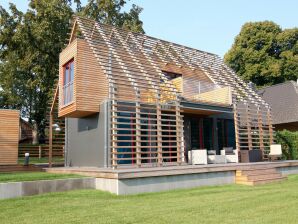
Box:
275;130;298;160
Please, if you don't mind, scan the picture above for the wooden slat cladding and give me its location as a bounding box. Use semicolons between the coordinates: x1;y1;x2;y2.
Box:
192;86;232;105
161;63;219;101
58;38;109;117
171;77;183;93
56;17;275;167
0;110;19;165
76;39;109;112
59;39;77;117
75;18;183;168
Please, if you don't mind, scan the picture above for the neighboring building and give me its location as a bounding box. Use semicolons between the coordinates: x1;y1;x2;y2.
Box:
52;17;274;168
0;109;19;165
19;119;33;144
259;81;298;131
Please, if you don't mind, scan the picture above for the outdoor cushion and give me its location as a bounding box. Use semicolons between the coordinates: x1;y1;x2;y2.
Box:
207;150;216;155
224;147;235;155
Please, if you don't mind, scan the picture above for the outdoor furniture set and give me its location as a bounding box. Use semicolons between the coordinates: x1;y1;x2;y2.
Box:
188;145;282;165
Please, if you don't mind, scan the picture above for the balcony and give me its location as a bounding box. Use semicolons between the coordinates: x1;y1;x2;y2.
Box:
171;77;232;106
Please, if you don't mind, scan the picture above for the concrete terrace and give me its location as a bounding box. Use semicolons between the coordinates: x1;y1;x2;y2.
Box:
46;160;298;195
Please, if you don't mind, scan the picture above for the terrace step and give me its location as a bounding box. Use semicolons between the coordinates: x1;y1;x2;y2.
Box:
236;177;287;186
236;173;282;181
0;165;42;173
236;167;277;176
236;167;287;186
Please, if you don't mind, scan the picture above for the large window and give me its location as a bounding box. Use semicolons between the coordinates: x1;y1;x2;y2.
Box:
63;60;74;105
188;117;214;151
217;119;236;150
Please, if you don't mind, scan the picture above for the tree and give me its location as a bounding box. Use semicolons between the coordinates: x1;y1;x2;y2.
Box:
224;21;298;87
0;0;144;142
77;0;144;33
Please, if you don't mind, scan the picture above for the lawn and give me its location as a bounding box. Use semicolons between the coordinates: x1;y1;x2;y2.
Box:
0;172;82;183
18;157;64;165
0;175;298;224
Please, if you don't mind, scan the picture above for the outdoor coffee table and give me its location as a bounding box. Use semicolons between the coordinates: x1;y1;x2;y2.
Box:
207;155;227;164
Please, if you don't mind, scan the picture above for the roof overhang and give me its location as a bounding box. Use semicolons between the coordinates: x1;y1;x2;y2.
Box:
181;101;233;115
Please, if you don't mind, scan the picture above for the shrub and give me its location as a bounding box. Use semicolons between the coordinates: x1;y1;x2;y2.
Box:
275;130;298;160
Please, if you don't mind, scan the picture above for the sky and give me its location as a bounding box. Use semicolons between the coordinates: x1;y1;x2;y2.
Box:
1;0;297;57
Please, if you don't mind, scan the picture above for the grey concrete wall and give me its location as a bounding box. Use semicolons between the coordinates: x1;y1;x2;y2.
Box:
0;178;95;200
95;171;235;195
277;166;298;176
95;178;118;194
65;101;109;167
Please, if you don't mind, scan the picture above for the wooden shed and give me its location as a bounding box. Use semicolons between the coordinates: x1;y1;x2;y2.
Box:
0;109;20;165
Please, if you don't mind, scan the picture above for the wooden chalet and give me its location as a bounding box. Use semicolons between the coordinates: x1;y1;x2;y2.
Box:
51;16;274;169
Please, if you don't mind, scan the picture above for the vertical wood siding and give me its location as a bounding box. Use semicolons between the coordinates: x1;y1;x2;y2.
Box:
59;39;77;117
0;110;19;165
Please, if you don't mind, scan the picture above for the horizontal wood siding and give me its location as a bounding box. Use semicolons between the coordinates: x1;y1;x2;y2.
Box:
192;86;232;105
59;39;77;117
0;110;19;165
76;39;109;113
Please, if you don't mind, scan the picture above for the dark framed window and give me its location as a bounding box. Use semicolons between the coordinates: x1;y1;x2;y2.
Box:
217;119;236;150
162;71;182;80
63;59;74;105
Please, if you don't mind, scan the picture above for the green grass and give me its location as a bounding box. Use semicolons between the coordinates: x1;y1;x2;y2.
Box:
0;175;298;224
0;172;82;183
18;157;64;165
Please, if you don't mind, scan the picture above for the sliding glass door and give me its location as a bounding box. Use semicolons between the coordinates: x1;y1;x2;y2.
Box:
187;117;214;151
217;119;236;150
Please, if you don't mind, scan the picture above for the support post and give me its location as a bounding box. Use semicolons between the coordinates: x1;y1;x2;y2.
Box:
49;113;53;168
257;107;264;154
267;109;274;145
111;99;118;169
212;117;219;154
135;101;141;167
39;145;42;159
157;103;163;166
49;84;59;168
175;103;182;165
246;104;253;150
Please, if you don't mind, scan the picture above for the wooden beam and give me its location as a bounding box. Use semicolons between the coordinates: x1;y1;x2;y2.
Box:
246;104;253;150
68;19;78;45
233;104;240;152
135;101;141;167
156;104;163;166
257;107;264;153
50;84;59;113
49;84;59;168
267;109;274;145
49;112;53;168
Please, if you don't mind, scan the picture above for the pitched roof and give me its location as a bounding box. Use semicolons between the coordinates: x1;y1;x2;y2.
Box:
70;16;269;108
259;81;298;124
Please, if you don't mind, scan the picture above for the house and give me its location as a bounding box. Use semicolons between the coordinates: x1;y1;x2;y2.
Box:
0;109;19;165
51;16;274;169
259;81;298;131
19;119;33;144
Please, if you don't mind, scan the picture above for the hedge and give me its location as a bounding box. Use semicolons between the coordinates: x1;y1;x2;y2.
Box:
275;130;298;160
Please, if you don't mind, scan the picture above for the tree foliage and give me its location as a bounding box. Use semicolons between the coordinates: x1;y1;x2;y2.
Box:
224;21;298;87
275;130;298;160
0;0;144;141
78;0;144;33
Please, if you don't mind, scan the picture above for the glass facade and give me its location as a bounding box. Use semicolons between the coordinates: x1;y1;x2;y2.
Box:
185;117;236;155
217;119;236;150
